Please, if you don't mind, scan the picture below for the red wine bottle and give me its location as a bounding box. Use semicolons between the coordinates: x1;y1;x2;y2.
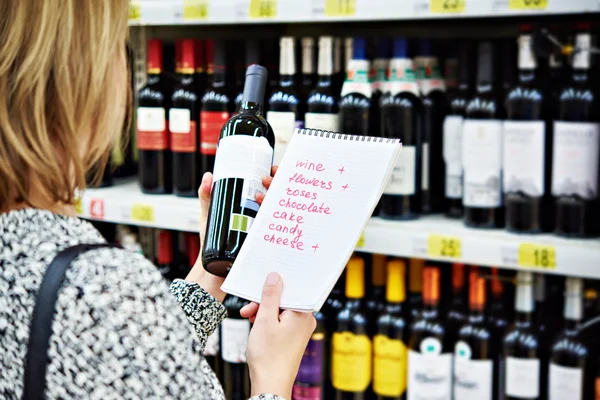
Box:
416;39;448;214
194;40;208;99
407;266;453;399
444;42;472;218
294;311;327;400
200;40;231;174
305;36;340;132
552;30;600;237
502;271;541;400
202;65;274;277
221;295;251;400
373;259;408;400
267;37;304;165
339;38;372;137
380;37;422;220
137;39;172;194
453;267;496;400
549;277;593;400
504;32;551;233
170;39;201;197
155;230;174;281
446;263;467;347
462;41;504;229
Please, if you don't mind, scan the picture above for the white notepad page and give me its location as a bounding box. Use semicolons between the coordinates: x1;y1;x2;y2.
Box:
221;129;402;311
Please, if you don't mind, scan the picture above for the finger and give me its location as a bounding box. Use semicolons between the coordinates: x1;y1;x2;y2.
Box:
249;316;256;324
280;310;317;333
271;165;278;176
255;192;265;206
198;173;213;240
240;302;259;318
262;175;273;190
255;272;283;324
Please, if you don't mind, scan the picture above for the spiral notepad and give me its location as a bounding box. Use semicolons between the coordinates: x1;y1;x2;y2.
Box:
221;128;402;311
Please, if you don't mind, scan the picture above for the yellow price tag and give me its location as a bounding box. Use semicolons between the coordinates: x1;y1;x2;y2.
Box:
249;0;277;18
74;198;83;216
183;0;209;20
325;0;356;17
427;235;462;258
431;0;465;13
356;232;365;249
131;204;155;223
509;0;547;10
129;1;142;21
518;244;556;269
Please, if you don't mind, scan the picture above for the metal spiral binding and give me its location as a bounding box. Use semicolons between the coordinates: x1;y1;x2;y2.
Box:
295;128;401;144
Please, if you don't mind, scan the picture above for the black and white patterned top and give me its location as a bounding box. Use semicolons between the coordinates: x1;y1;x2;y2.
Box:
0;209;282;400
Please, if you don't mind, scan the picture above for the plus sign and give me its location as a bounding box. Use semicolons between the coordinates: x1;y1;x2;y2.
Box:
342;184;349;191
338;166;345;174
312;244;319;252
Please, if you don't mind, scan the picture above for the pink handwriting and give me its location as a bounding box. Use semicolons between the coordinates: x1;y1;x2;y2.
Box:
312;244;319;252
268;222;303;237
295;160;325;172
273;211;304;224
263;232;304;250
338;166;345;174
278;197;332;214
342;184;349;191
286;187;318;200
288;172;333;190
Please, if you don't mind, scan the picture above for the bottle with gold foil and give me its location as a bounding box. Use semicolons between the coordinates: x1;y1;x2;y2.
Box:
374;259;408;400
408;259;424;323
454;267;496;400
407;266;452;400
332;257;372;400
367;254;388;320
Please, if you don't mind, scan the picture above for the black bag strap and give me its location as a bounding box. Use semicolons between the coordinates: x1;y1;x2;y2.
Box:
23;243;119;400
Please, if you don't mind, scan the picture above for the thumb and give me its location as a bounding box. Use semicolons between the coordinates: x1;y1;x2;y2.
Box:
198;172;212;238
256;272;283;323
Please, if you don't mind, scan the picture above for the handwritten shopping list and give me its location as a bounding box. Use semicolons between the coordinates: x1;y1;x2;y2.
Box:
221;131;401;311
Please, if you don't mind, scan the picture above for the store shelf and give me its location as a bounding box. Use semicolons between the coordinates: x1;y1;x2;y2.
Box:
128;0;600;26
80;180;600;278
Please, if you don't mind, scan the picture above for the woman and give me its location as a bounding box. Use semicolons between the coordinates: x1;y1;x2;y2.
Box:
0;1;315;399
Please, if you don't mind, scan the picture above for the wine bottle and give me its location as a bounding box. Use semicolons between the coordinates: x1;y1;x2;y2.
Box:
549;277;593;400
454;267;496;400
322;273;346;399
170;39;201;197
504;32;551;233
155;230;173;281
380;37;422;220
502;271;541;400
373;259;408;400
552;31;600;237
301;37;317;99
194;40;208;99
488;268;509;346
202;65;275;277
333;38;344;96
305;36;340;132
444;45;459;95
366;254;387;319
408;258;424;323
200;40;232;174
500;39;517;106
267;37;304;165
294;311;327;400
339;37;373;137
137;39;173;194
234;40;260;112
407;266;453;400
371;38;391;135
444;42;472;218
221;295;251;400
462;41;504;229
415;39;447;214
447;263;467;347
332;257;372;400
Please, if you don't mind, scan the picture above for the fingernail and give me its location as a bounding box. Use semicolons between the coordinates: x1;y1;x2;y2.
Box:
266;272;280;285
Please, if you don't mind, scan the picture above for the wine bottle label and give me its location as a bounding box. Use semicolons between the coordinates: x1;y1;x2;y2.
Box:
305;113;340;132
384;145;416;195
407;349;452;400
388;58;419;97
551;121;600;200
503;120;546;197
443;115;463;199
137;107;168;150
505;356;540;398
221;318;250;363
200;111;230;155
422;143;429;191
372;58;389;92
204;327;220;356
169;108;197;152
415;56;446;96
296;333;325;384
341;59;373;99
267;111;296;165
549;363;583;400
212;135;273;212
373;335;407;397
462;119;503;207
454;342;493;400
332;332;372;392
292;385;321;400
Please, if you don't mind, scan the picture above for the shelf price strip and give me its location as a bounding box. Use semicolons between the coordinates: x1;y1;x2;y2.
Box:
128;1;142;22
249;0;277;18
518;243;556;269
509;0;547;9
131;203;155;223
427;234;462;259
430;0;466;13
183;0;209;20
325;0;356;17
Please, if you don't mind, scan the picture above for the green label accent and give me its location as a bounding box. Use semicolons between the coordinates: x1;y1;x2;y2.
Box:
391;68;417;82
231;213;253;233
347;69;370;83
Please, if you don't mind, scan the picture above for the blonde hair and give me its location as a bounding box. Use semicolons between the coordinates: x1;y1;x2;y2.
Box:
0;0;130;210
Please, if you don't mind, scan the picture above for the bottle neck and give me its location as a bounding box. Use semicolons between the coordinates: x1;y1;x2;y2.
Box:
280;41;296;76
318;42;334;76
147;73;161;84
515;280;534;320
468;307;485;323
211;66;227;86
177;73;194;85
239;101;263;115
302;40;315;75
